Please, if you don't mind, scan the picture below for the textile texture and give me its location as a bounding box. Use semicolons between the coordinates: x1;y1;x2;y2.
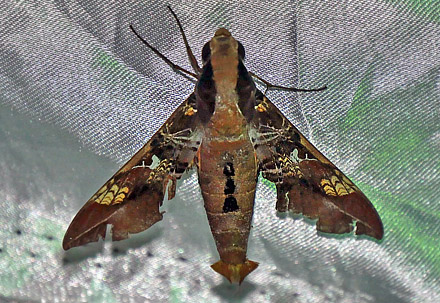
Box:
0;0;439;302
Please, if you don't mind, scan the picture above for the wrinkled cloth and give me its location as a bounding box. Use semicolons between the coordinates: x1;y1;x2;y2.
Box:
0;0;439;302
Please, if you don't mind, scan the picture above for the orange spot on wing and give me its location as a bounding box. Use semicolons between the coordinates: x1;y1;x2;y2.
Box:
255;103;267;112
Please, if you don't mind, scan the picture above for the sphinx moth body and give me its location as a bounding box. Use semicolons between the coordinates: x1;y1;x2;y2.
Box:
63;8;383;284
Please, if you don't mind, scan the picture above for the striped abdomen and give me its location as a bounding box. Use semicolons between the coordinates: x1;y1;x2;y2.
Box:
197;101;258;283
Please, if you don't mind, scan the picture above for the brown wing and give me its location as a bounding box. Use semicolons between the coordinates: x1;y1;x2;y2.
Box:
63;93;202;250
251;91;383;240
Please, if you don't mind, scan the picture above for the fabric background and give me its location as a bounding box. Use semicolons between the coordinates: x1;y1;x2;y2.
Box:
1;0;439;302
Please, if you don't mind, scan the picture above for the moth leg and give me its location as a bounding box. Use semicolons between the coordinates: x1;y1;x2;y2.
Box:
249;72;327;94
161;124;196;146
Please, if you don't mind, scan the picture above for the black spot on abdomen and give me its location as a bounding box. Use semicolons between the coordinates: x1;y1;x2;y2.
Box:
222;162;239;213
223;162;235;176
224;178;235;195
223;196;239;213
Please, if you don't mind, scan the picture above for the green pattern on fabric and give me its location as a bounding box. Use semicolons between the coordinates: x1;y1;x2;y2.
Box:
389;0;440;23
343;63;440;278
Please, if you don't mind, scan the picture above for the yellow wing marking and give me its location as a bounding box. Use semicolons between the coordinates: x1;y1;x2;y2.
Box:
147;159;173;182
183;104;197;116
320;172;356;197
320;179;337;196
113;187;129;204
279;155;304;178
255;103;267;112
93;178;130;205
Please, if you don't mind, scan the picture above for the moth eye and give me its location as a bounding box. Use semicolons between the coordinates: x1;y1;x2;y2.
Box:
202;42;211;62
237;41;245;59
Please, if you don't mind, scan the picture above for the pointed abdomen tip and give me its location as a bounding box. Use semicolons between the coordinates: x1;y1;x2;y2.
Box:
211;259;259;284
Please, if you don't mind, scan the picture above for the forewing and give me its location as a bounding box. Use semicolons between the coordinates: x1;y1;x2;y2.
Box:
63;93;202;250
251;91;383;240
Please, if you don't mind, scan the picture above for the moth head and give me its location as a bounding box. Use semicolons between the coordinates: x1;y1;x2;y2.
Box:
201;28;245;64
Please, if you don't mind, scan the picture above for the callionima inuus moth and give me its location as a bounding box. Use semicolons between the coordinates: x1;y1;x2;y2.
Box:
63;6;383;284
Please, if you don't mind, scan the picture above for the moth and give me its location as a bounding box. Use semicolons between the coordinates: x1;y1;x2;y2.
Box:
63;7;383;284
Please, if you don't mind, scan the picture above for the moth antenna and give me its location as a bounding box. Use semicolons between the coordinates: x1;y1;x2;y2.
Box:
130;24;197;79
167;6;201;75
250;72;327;95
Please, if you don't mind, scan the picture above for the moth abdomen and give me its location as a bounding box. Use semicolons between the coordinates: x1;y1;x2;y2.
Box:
198;136;258;282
